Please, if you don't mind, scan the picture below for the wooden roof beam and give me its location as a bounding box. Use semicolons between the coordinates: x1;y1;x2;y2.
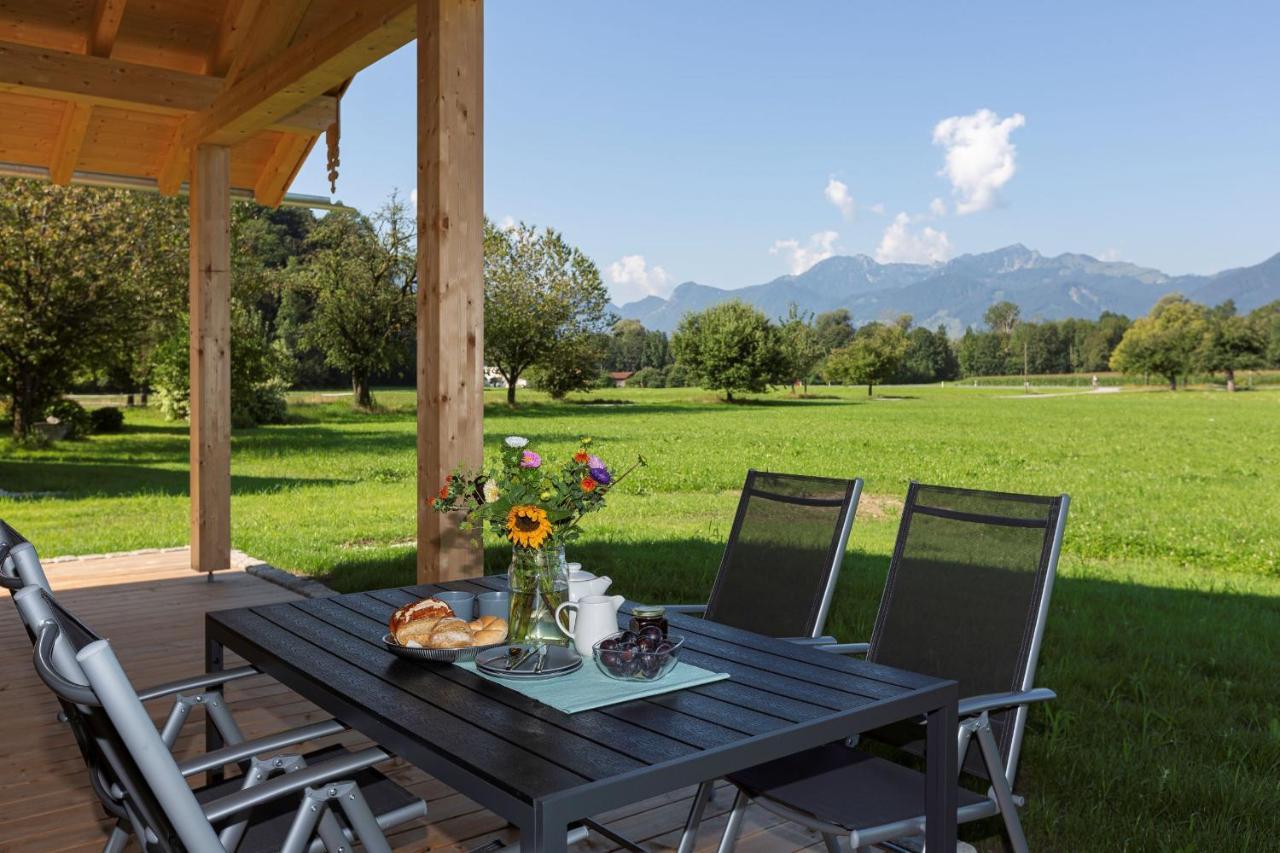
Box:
208;0;261;76
181;0;415;149
0;41;337;131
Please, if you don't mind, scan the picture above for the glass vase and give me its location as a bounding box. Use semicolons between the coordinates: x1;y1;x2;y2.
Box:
507;543;570;645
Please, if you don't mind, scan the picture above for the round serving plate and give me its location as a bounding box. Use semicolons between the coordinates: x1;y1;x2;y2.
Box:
381;634;505;664
474;644;582;680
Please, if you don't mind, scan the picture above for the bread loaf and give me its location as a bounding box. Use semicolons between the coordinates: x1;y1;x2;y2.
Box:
390;597;455;646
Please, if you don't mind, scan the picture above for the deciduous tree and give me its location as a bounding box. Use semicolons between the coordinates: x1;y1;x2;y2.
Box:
826;322;909;395
671;300;784;401
1109;294;1206;389
484;221;611;404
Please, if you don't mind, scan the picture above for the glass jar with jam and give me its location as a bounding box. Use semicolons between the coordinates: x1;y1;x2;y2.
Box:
629;605;668;638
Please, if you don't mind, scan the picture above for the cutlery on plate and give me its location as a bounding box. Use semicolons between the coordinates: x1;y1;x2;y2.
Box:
533;644;549;673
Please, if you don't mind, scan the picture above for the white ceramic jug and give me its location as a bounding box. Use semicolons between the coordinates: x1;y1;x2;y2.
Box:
555;594;625;658
567;569;613;602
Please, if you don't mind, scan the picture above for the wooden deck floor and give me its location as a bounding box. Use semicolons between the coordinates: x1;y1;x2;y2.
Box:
0;550;829;852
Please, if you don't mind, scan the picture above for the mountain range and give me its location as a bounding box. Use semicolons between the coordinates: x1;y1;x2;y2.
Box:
611;245;1280;335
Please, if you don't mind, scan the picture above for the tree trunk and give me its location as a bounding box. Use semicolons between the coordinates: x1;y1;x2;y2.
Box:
1167;374;1177;391
725;389;734;402
867;383;873;396
126;392;135;407
352;373;373;409
11;374;41;440
140;385;149;406
1226;367;1236;393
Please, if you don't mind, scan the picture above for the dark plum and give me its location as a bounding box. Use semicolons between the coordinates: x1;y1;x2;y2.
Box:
617;631;637;645
656;641;674;654
639;625;664;646
639;656;662;679
598;638;617;651
637;635;659;653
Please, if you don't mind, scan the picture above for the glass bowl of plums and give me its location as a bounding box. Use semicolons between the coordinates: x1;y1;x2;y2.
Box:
593;628;684;681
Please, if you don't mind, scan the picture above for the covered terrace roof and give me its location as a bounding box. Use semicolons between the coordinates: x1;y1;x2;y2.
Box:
0;0;415;205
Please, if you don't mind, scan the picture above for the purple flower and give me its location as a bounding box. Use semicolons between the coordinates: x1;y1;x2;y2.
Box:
587;455;612;485
520;450;541;469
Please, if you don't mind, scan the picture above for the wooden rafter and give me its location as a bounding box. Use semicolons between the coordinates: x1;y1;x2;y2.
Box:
49;100;93;185
208;0;260;76
180;0;415;149
89;0;128;59
48;1;125;186
254;132;315;207
221;0;311;86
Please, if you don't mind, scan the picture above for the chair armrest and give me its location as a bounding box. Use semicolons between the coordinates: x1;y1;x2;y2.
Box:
816;642;870;655
177;719;348;777
202;747;389;823
136;666;259;702
660;604;706;615
783;636;838;646
958;688;1056;718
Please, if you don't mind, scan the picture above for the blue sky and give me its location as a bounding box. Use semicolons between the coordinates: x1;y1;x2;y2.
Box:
292;1;1280;305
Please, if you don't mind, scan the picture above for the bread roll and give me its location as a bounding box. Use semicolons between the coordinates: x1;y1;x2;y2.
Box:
468;615;506;633
426;617;473;649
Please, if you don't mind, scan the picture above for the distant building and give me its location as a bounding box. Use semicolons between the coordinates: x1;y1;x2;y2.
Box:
484;366;527;388
608;371;635;388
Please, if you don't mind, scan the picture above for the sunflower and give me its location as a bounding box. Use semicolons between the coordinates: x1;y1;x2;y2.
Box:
506;505;552;549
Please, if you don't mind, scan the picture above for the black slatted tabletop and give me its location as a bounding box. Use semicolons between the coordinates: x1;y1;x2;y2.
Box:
206;575;958;851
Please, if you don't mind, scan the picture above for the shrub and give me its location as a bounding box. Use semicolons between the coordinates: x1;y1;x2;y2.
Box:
630;366;665;388
663;363;690;388
89;406;125;433
42;398;92;439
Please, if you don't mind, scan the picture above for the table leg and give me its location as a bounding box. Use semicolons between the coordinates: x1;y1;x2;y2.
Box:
527;805;568;853
924;693;958;851
205;634;225;785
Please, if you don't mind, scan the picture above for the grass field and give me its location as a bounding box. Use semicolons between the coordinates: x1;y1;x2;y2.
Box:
2;384;1278;850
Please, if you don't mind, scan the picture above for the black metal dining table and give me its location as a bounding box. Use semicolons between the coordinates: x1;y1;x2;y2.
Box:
205;575;958;852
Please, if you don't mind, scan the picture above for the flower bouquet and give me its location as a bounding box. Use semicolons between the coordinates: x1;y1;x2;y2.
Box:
432;436;644;644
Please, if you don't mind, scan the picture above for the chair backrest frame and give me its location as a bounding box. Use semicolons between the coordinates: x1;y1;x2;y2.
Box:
867;482;1068;786
704;469;863;639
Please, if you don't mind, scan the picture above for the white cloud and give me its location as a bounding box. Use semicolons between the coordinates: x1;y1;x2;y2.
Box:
410;188;417;206
867;202;886;216
605;254;672;304
928;197;947;218
770;231;840;275
932;108;1026;214
824;177;856;220
1099;247;1122;262
497;214;517;232
875;213;951;264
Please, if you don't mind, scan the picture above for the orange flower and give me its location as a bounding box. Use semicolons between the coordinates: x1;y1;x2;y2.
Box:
438;486;449;500
581;477;598;492
574;451;590;463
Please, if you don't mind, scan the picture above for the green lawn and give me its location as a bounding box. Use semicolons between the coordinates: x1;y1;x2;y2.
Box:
2;384;1279;850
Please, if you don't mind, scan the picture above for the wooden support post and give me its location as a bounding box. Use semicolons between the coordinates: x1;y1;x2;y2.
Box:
189;145;232;574
416;0;484;584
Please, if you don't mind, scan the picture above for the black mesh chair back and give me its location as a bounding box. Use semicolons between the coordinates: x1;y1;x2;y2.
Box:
868;482;1066;782
24;588;184;851
704;470;861;638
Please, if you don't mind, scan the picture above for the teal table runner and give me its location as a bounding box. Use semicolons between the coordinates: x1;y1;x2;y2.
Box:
455;657;729;714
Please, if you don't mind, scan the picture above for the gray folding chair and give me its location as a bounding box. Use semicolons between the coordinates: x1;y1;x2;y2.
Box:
655;470;862;853
707;483;1069;853
18;585;427;853
664;469;863;639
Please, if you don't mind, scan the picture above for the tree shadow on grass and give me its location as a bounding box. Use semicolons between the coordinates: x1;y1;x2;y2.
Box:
0;460;344;500
314;538;1280;849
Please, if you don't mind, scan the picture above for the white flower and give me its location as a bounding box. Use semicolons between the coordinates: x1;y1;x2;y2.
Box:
483;479;500;504
504;436;529;448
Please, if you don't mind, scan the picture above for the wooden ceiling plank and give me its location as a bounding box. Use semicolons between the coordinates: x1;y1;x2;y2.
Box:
49;100;93;184
182;0;414;148
89;0;128;58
